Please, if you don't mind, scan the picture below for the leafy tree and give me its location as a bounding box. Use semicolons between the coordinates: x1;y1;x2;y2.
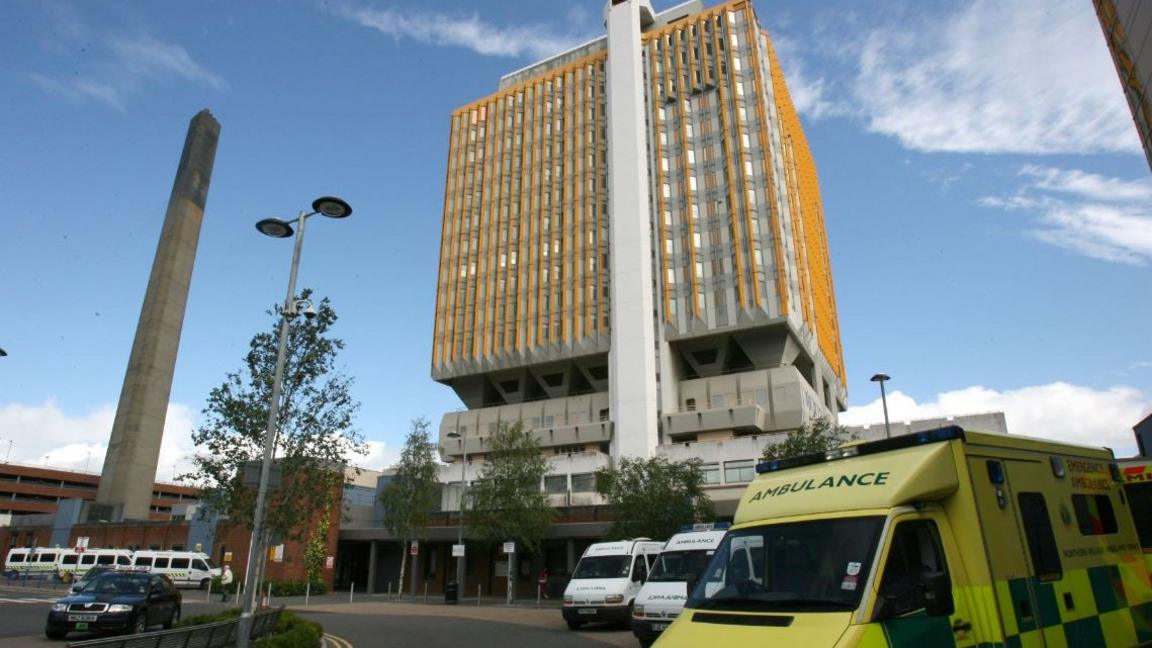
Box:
467;421;554;600
379;417;441;597
595;456;713;540
761;417;858;461
187;289;366;544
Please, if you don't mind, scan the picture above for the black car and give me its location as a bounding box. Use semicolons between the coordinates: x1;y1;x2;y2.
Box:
45;571;182;640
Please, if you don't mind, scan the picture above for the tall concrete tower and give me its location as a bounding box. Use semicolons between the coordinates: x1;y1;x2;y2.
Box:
94;110;220;521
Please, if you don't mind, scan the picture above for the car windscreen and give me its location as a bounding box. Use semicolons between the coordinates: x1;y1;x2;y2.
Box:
647;550;715;582
571;555;631;579
81;573;150;595
687;516;885;613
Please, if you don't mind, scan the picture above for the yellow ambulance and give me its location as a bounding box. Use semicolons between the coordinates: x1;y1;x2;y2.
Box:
656;426;1152;647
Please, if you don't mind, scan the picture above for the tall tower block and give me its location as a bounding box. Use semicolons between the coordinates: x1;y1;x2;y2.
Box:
95;110;220;521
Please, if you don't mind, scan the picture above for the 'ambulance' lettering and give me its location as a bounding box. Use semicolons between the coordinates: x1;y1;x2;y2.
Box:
747;472;891;502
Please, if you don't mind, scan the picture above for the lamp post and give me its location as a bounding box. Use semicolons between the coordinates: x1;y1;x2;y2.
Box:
236;196;351;648
445;427;468;593
870;373;892;439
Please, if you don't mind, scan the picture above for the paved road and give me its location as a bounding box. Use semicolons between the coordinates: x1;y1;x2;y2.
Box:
0;585;638;648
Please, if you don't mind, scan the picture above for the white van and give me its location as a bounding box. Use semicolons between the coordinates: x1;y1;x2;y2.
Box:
562;538;665;630
630;524;729;647
3;547;132;578
129;550;220;589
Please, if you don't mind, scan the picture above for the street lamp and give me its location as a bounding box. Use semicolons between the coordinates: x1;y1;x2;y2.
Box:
870;373;892;439
445;427;468;594
237;196;352;648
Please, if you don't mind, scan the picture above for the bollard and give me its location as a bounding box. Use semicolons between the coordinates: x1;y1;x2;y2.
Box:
477;584;481;607
424;582;428;603
537;587;541;609
305;580;311;607
206;579;213;603
350;582;355;604
264;582;272;609
387;581;392;597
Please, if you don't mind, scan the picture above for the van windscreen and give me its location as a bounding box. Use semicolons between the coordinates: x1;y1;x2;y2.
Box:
39;553;57;562
572;555;631;579
648;550;715;582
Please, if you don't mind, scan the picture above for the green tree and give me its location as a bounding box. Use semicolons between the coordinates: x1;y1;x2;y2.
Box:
467;421;554;601
595;456;714;540
761;417;858;461
379;417;441;597
187;289;366;543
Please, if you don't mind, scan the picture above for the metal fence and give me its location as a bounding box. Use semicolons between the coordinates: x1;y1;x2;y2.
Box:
65;606;284;648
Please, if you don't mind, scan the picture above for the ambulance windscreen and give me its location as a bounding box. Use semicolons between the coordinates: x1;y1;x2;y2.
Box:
686;516;884;613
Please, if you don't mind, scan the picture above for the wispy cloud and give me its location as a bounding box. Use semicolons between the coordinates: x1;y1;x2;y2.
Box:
840;382;1148;455
28;14;225;112
982;165;1152;265
337;5;590;60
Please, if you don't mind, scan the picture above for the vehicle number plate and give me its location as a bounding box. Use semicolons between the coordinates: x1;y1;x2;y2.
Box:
75;622;89;630
578;608;597;615
652;623;669;631
69;614;98;622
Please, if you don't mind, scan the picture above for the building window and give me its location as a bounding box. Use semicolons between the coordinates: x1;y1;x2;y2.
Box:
544;475;568;494
701;463;720;485
724;459;755;483
571;473;596;493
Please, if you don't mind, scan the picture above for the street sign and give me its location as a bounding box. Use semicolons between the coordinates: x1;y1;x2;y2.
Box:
194;543;203;552
452;544;466;557
325;556;334;569
503;541;516;554
410;541;419;556
224;551;234;562
75;537;89;553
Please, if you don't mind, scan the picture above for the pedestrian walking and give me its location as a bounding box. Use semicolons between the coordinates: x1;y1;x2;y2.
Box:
220;564;234;603
537;568;549;600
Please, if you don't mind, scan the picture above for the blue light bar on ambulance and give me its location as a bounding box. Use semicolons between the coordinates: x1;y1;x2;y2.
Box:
755;425;967;474
679;522;732;533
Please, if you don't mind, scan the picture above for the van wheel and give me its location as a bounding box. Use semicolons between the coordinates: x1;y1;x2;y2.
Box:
566;620;583;630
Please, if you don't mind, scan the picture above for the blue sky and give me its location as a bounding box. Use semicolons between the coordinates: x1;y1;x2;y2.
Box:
1;0;1149;481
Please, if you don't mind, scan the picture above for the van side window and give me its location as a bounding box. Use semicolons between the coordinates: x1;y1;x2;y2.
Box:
172;558;190;569
39;553;57;563
136;557;154;568
81;554;95;566
62;554;77;565
1018;492;1062;581
116;556;131;566
632;556;648;582
1128;482;1152;549
96;554;114;565
154;558;170;569
876;520;950;617
9;553;25;563
193;559;208;571
1071;494;1118;536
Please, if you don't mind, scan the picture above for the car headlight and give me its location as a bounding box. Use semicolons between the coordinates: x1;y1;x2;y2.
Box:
632;605;644;617
108;604;133;613
605;594;624;604
51;603;68;612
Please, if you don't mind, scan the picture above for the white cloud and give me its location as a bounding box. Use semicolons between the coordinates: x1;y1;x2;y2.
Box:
772;36;848;120
840;382;1149;456
0;400;198;482
983;165;1152;265
355;439;402;472
339;5;589;60
107;36;226;91
851;0;1137;154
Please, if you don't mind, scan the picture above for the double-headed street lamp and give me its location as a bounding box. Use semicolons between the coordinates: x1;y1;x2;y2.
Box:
870;373;892;439
237;196;351;648
445;426;468;593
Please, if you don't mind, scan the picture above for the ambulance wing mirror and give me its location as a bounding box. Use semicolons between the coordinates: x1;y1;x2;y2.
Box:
684;574;699;598
921;571;954;617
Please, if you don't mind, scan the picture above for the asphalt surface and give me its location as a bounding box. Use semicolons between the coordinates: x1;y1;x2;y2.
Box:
0;584;638;648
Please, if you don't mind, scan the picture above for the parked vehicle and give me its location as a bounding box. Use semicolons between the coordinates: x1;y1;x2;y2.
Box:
45;571;182;639
562;538;665;630
4;548;132;578
57;549;133;577
128;550;219;589
657;426;1152;647
630;524;728;647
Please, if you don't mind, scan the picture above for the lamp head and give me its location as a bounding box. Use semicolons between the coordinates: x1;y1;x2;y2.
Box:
870;373;890;383
313;196;352;219
256;218;294;238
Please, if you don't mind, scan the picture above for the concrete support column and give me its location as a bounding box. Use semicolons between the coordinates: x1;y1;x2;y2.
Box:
566;538;576;573
367;541;378;594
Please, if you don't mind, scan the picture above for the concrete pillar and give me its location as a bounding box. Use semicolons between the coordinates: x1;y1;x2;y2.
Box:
96;110;220;521
606;0;659;459
566;538;576;573
367;541;378;594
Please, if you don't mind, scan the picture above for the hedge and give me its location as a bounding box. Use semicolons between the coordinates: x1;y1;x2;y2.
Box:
176;608;322;648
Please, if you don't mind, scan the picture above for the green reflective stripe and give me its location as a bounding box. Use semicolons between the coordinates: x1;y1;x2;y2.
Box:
881;612;956;647
1030;580;1061;629
1063;615;1106;646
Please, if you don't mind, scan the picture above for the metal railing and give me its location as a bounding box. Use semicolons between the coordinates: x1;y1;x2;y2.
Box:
65;605;284;648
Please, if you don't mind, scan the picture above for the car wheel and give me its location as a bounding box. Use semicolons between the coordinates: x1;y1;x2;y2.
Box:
45;628;67;640
132;612;148;634
164;605;181;630
566;620;583;630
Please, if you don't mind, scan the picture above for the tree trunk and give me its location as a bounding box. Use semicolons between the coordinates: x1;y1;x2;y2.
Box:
396;539;407;599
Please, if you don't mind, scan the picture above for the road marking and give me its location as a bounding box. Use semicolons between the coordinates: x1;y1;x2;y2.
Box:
324;633;353;648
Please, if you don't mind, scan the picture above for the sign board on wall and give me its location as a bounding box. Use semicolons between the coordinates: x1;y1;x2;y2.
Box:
223;551;233;563
325;556;334;569
503;542;515;554
271;545;284;563
452;544;466;557
75;537;89;553
410;541;419;556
